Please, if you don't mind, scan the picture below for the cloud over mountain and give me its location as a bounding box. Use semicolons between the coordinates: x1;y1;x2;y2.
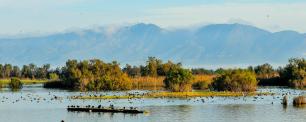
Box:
0;23;305;67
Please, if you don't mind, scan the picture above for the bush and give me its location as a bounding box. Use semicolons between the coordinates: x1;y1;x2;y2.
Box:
86;73;132;91
48;73;59;80
164;66;193;92
60;59;132;91
279;58;306;88
10;77;23;90
212;69;258;92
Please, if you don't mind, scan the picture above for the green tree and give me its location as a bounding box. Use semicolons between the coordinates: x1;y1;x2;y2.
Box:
164;66;193;92
4;64;12;78
146;57;161;77
279;58;306;88
11;66;21;78
48;73;59;80
212;69;258;92
60;59;132;91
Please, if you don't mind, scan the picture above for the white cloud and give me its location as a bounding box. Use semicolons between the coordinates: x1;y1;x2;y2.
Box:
141;3;306;32
0;1;306;35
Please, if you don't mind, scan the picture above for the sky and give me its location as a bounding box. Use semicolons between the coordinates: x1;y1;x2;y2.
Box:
0;0;306;35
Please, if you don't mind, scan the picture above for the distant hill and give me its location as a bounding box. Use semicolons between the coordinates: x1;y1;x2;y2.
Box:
0;23;305;68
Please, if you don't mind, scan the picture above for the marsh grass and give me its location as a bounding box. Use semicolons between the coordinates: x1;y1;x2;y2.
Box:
131;76;165;89
0;79;49;85
72;91;272;99
192;75;215;90
130;75;215;90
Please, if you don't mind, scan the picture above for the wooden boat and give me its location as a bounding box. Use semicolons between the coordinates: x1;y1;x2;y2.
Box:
67;106;145;113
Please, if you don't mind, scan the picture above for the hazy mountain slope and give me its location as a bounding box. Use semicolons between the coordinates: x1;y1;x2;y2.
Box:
0;23;305;67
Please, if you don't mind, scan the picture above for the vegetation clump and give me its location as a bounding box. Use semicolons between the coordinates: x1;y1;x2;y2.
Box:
279;58;306;88
192;75;214;90
212;69;258;92
163;66;193;92
9;77;23;90
60;59;132;91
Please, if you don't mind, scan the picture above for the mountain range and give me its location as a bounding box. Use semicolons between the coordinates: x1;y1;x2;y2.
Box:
0;23;305;68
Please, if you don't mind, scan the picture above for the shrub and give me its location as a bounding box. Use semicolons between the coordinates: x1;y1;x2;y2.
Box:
48;73;59;80
212;69;258;92
61;59;132;91
164;66;193;92
10;77;23;90
279;58;306;88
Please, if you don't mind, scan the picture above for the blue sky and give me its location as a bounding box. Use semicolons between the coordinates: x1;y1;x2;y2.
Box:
0;0;306;35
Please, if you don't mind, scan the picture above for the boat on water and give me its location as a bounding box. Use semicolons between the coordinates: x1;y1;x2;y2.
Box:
67;105;145;114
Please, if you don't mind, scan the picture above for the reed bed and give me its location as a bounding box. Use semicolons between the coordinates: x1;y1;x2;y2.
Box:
0;79;49;85
192;75;215;90
130;75;215;90
131;76;165;89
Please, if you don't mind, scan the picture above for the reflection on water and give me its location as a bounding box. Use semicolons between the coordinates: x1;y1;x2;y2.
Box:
0;86;306;122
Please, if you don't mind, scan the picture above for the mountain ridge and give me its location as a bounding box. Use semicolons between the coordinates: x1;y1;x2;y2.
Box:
0;23;305;68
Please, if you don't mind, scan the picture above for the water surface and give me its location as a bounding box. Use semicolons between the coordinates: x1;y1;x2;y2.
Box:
0;85;305;122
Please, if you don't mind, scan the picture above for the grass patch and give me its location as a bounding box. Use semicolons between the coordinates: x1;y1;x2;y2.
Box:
71;91;272;99
131;76;165;88
130;75;215;90
0;79;49;85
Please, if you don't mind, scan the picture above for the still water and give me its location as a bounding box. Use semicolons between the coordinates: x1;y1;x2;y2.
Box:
0;85;305;122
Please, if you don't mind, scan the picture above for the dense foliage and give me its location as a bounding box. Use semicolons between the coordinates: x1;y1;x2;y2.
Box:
123;57;181;77
212;69;258;92
1;57;305;91
249;63;282;86
9;77;23;90
164;66;194;92
279;58;306;88
60;59;132;91
0;63;51;79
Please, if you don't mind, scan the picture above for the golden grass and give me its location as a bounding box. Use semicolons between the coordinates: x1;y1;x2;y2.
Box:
130;75;215;90
192;75;215;84
0;79;49;85
131;76;165;89
72;91;273;99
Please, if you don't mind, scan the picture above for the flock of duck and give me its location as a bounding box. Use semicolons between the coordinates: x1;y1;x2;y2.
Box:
0;88;305;109
1;92;63;104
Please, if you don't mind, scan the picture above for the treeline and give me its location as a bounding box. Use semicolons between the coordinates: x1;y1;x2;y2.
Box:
1;57;305;91
47;57;184;91
0;64;52;79
122;57;181;77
